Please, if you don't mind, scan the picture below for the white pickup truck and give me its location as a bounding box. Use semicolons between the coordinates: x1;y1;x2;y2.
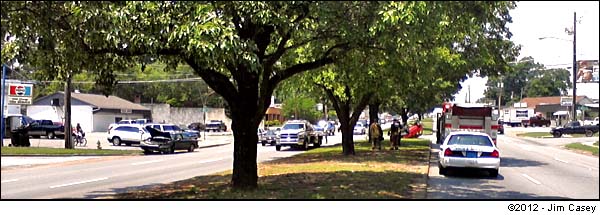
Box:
583;117;599;126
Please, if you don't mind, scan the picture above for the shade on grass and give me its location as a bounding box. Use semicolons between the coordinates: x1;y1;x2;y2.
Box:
114;139;431;199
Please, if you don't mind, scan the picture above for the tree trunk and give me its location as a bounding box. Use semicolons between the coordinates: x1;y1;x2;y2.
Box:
230;108;259;189
340;121;355;155
64;72;73;149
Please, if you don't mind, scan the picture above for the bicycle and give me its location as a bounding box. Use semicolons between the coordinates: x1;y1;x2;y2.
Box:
73;133;88;147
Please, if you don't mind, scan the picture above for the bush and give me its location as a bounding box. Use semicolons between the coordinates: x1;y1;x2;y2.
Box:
265;120;282;127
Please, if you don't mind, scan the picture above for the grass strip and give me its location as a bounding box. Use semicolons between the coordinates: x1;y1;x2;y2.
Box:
564;143;599;156
113;138;431;199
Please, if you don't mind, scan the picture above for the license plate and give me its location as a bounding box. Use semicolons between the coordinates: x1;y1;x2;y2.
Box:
466;151;477;158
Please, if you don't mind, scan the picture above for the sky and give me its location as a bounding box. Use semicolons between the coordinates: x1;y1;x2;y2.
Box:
453;1;600;103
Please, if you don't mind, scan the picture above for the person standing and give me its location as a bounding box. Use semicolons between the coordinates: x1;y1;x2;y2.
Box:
388;119;400;150
369;121;382;150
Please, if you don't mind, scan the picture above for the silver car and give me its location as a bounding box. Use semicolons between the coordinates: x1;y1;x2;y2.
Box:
438;131;500;177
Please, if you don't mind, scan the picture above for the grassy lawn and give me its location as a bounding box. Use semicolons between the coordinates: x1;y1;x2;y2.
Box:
569;133;600;138
564;143;599;156
112;138;431;199
1;147;141;156
421;119;433;135
516;132;553;138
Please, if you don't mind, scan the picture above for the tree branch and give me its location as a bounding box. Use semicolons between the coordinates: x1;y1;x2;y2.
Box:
184;58;238;104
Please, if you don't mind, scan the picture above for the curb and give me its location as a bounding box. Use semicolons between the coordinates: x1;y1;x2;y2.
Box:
1;154;139;157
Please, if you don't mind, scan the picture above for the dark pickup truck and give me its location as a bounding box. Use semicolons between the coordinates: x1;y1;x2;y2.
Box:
522;116;551;127
550;121;600;138
205;120;227;132
28;120;65;139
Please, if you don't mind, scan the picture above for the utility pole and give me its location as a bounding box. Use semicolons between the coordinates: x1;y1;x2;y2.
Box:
64;71;73;149
571;11;577;122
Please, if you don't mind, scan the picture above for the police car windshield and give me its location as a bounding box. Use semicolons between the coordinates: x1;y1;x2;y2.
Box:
283;123;304;130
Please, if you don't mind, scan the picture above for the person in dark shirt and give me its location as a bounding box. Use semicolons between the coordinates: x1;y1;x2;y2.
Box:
388;119;400;150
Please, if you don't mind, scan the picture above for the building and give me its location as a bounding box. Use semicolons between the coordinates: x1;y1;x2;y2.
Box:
519;96;596;125
27;92;151;132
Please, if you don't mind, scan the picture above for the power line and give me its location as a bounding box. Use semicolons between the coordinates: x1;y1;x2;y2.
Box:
34;77;206;84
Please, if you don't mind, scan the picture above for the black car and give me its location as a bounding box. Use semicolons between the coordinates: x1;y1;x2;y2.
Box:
140;126;198;154
188;122;206;131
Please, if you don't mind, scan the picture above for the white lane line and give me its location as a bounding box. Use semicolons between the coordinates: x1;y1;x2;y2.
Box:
1;179;19;183
49;177;109;189
521;174;542;185
554;157;569;164
131;159;164;166
198;158;228;164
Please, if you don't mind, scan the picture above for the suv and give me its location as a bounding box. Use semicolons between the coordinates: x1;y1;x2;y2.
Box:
107;124;151;146
205;120;227;132
276;120;322;151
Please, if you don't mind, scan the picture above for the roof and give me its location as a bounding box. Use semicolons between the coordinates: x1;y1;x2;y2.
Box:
265;107;281;115
54;92;149;111
520;96;588;108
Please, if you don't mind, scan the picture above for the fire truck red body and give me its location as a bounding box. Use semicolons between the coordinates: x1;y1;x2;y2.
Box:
435;102;499;145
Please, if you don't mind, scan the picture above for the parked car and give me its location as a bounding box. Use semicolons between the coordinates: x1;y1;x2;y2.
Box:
107;119;137;131
205;120;227;132
261;129;278;146
314;120;334;136
522;116;551;127
550;121;600;138
28;119;65;139
188;122;206;131
107;124;151;146
146;123;200;139
140;126;198;154
353;122;366;135
438;131;500;177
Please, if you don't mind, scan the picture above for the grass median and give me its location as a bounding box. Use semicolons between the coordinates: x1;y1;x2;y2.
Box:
564;143;599;156
112;138;431;199
1;147;141;156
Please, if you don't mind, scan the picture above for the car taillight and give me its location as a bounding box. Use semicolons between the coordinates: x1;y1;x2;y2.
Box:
444;148;453;156
491;150;499;158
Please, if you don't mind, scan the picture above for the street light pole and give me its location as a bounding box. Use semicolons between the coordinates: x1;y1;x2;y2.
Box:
571;11;577;122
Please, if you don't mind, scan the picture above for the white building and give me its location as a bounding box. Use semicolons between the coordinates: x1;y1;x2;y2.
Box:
27;92;151;132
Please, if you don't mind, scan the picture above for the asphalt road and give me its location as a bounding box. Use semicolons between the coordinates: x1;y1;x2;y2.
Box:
426;134;599;199
0;132;365;199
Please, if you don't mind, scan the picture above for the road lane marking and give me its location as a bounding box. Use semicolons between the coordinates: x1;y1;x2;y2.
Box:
198;158;228;164
49;177;109;189
521;174;542;185
1;179;19;183
131;159;164;166
554;157;569;164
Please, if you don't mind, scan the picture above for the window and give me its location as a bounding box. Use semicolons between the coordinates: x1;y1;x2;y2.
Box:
163;125;178;132
152;125;161;130
447;134;493;147
115;117;122;123
283;123;304;130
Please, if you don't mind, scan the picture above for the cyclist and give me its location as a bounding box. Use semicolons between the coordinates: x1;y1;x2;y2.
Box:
75;123;84;144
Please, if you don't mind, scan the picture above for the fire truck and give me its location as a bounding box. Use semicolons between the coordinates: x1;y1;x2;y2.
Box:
434;102;499;145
